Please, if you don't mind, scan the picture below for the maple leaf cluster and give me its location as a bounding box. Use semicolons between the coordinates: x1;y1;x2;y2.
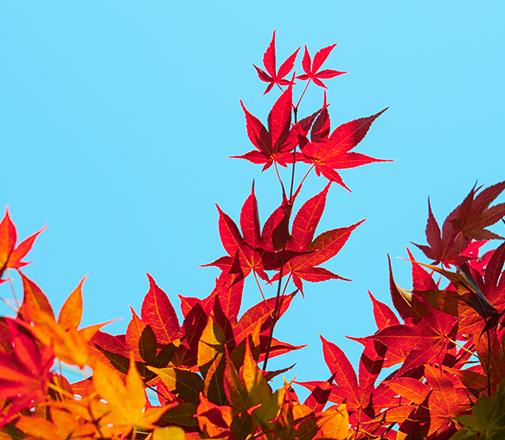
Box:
2;32;505;440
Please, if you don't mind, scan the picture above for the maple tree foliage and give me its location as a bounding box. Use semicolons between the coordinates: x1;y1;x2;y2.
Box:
1;32;505;440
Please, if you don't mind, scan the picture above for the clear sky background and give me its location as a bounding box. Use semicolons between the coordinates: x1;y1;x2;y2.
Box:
1;2;504;397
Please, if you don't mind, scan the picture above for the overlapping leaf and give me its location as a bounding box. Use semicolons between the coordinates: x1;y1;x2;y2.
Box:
92;356;171;434
300;108;390;191
17;275;108;368
231;85;297;170
270;184;364;294
450;180;505;240
414;182;505;268
413;199;471;268
0;318;54;427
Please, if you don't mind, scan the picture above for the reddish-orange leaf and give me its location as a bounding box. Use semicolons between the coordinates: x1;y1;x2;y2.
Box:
58;276;85;329
303;374;335;412
203;201;267;284
387;377;430;405
90;330;129;357
240;182;261;250
313;404;349;440
291;182;331;250
356;338;387;390
406;247;438;292
0;208;17;279
0;208;46;280
424;364;471;436
196;392;233;438
126;307;148;361
18;273;55;323
388;256;413;323
234;293;293;345
141;273;181;344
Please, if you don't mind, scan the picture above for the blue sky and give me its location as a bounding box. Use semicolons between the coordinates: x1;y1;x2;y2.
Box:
2;2;505;396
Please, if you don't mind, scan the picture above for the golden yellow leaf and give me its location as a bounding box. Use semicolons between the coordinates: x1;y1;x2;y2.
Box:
92;355;171;435
152;426;186;440
314;404;349;440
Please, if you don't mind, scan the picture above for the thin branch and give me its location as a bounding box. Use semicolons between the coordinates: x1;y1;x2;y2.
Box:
295;79;312;110
6;269;20;309
263;118;298;371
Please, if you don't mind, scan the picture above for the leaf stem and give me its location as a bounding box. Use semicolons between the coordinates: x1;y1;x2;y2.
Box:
447;337;478;359
295;79;312;110
294;164;315;196
253;270;273;319
0;296;18;314
6;269;20;309
281;272;293;297
274;162;286;195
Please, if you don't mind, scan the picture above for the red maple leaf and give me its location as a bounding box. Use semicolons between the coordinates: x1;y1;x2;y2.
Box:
449;180;505;240
414;182;505;268
296;44;346;88
269;184;363;294
299;335;397;429
320;335;361;409
231;86;300;171
203;185;308;286
413;199;471;268
369;297;459;373
300;108;391;191
0;208;46;281
141;273;182;345
424;365;472;437
0;318;54;427
253;30;300;95
202;186;269;284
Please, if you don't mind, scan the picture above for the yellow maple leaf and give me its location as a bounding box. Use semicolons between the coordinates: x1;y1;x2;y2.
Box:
92;355;173;435
15;406;96;440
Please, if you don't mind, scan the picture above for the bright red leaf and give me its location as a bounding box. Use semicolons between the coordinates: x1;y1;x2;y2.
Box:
301;108;390;191
296;44;346;88
253;30;299;95
231;86;296;170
